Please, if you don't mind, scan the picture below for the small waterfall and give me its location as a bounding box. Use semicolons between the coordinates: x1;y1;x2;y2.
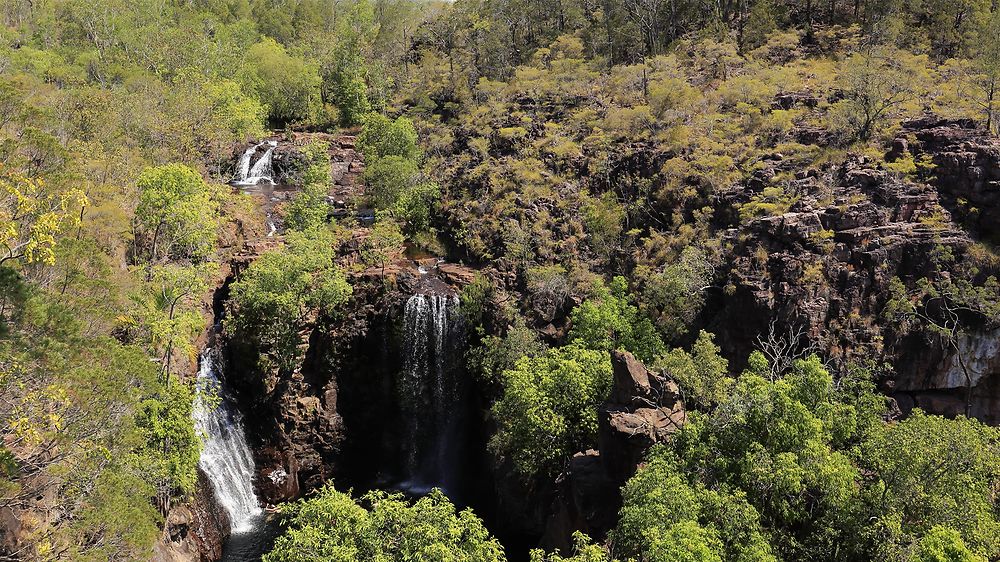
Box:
232;141;277;186
236;144;258;180
194;353;263;533
398;294;464;494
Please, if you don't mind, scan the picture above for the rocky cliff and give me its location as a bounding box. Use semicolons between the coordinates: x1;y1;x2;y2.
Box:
708;119;999;422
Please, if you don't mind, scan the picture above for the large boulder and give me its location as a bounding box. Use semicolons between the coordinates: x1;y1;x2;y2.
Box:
152;471;230;562
599;350;686;484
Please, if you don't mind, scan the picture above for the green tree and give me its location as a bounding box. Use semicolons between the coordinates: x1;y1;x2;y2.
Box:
857;411;1000;559
885;273;1000;416
357;113;420;161
132;164;219;265
914;527;985;562
132;376;201;512
971;10;1000;133
530;532;613;562
829;49;918;142
364;155;419;210
284;141;332;232
265;487;507;562
614;449;776;562
360;217;404;277
226;229;352;371
568;276;665;363
247;38;323;124
655;330;729;409
491;344;613;479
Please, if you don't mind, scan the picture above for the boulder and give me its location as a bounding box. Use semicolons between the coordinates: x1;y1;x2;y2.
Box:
599;351;685;484
152;471;230;562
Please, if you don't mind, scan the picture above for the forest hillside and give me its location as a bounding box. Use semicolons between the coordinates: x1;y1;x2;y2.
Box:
1;0;1000;561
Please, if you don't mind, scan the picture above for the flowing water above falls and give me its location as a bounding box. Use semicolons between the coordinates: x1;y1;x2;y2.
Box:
398;294;465;495
194;353;263;533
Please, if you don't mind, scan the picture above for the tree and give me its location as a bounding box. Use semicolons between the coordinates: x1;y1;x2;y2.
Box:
530;532;613;562
357;113;420;161
247;38;323;125
655;330;729;409
857;411;1000;559
132;164;219;265
360;217;404;277
364;155;419;210
613;448;776;562
914;527;985;562
135;263;212;378
226;229;352;371
0;166;86;266
830;49;918;142
491;344;612;479
634;246;714;342
285;141;332;232
132;377;201;514
264;487;507;562
971;10;1000;133
568;276;665;363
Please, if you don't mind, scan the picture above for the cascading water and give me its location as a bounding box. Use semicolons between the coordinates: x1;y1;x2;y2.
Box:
232;141;277;186
194;353;263;533
247;145;275;184
236;143;259;181
398;294;464;495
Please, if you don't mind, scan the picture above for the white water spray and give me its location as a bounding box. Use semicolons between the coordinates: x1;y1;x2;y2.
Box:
194;353;263;533
232;141;277;186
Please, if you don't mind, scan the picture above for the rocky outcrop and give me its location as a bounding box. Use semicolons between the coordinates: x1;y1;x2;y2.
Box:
599;350;685;484
269;133;365;195
890;117;1000;239
542;351;685;553
152;472;230;562
712;155;972;373
710;132;1000;423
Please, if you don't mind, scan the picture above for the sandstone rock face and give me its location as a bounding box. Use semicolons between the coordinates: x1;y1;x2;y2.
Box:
269;133;364;195
712;154;977;392
152;471;230;562
892;118;1000;239
599;350;685;484
544;352;685;550
711;121;1000;424
540;450;619;554
224;307;351;506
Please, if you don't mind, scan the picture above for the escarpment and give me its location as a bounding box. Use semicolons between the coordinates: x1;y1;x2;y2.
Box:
211;117;1000;560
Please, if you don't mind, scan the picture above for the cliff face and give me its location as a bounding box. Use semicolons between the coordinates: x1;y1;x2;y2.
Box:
212;120;1000;558
893;117;1000;240
708;120;999;423
152;472;230;562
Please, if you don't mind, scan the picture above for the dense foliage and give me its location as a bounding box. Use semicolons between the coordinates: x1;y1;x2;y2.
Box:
3;0;1000;559
264;487;506;562
226;228;352;372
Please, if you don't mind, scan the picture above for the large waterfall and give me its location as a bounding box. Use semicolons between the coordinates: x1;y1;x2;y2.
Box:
398;294;465;494
232;141;276;186
194;353;263;533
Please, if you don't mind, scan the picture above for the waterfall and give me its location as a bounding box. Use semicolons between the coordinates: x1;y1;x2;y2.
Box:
247;146;275;184
194;353;263;533
236;144;258;181
398;294;464;494
232;141;277;186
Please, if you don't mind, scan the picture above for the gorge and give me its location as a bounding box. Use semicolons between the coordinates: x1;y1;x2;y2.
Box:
4;3;1000;561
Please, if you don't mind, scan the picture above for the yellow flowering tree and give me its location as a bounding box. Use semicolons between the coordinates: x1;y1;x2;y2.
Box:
0;166;87;266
